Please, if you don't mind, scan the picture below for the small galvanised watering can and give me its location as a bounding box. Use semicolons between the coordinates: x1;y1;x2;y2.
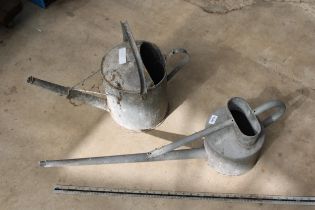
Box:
27;21;190;131
39;97;286;176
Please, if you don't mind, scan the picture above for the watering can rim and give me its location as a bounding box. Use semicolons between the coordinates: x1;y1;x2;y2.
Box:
101;21;189;95
226;97;262;139
101;40;168;94
208;97;264;149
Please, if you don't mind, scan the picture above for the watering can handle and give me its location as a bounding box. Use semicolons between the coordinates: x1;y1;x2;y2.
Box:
254;100;286;128
166;48;190;81
121;21;148;95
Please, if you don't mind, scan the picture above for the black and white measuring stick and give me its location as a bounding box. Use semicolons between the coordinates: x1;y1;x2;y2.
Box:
54;185;315;206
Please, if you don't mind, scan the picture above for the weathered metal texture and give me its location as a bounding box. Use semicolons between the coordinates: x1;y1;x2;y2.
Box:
38;97;285;177
104;77;169;131
147;118;233;158
146;98;286;175
101;22;189;130
26;76;108;111
40;148;207;167
102;41;157;93
118;22;153;94
102;40;169;131
26;21;190;131
204;97;285;175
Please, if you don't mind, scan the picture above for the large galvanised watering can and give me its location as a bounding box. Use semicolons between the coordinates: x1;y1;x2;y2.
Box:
27;21;190;131
39;97;286;176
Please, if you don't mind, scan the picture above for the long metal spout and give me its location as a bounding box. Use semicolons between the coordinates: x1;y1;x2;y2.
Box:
39;148;207;167
27;76;108;111
147;119;234;158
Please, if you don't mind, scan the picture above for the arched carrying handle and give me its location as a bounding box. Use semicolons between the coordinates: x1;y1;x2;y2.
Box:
254;100;286;128
166;48;190;81
121;21;148;95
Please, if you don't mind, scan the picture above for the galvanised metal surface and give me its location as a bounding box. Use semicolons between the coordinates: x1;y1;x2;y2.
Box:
27;21;190;131
204;97;286;176
39;148;207;167
104;74;169;131
147;118;234;158
102;21;189;131
26;77;109;111
39;97;286;177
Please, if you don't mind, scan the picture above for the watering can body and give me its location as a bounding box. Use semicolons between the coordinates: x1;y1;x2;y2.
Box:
204;97;285;175
102;40;187;131
204;98;265;175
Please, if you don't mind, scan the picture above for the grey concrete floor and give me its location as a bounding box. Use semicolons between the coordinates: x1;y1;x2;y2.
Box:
0;0;315;209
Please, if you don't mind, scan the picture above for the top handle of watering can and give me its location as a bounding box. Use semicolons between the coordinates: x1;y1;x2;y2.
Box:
121;21;148;95
254;100;286;128
166;48;190;81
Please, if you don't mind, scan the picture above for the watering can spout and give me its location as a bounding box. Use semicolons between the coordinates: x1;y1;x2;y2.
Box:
39;148;207;167
27;76;109;111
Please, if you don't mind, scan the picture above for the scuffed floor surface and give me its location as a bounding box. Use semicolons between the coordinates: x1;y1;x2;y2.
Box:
0;0;314;209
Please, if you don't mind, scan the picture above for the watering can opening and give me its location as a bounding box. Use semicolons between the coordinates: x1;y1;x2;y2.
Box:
140;42;166;86
228;98;260;137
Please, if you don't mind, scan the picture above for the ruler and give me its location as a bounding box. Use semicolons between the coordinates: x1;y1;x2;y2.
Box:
54;185;315;206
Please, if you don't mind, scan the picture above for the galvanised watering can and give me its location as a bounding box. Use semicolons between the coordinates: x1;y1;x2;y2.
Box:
27;21;190;131
39;97;286;176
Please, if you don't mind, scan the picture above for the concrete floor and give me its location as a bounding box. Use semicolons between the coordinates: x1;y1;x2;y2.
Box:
1;0;315;209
